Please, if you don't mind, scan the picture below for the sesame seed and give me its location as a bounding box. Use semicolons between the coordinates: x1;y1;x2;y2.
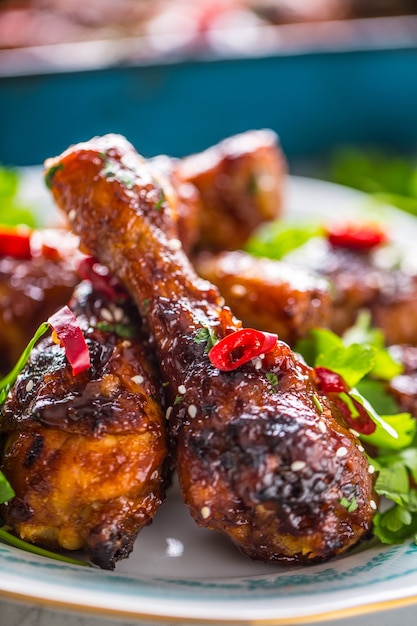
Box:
188;404;197;418
318;421;327;434
357;445;365;453
178;385;186;395
370;500;377;510
68;209;77;221
201;506;211;519
349;428;360;438
336;446;348;458
254;357;262;370
290;460;306;472
25;379;34;392
113;306;124;322
368;465;375;474
101;308;113;322
167;238;182;251
166;406;173;419
131;375;144;385
122;340;131;348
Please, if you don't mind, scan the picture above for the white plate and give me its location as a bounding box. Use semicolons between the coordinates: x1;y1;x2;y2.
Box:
3;173;417;625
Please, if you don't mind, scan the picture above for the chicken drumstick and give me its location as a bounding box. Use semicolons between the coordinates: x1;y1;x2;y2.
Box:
45;134;377;564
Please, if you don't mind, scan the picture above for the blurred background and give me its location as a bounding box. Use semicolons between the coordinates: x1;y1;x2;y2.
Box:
1;0;417;211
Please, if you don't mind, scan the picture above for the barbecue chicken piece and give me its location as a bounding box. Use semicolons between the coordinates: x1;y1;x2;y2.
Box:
45;134;377;565
387;344;417;416
0;279;168;570
0;228;80;375
176;129;287;252
286;237;417;345
195;250;331;345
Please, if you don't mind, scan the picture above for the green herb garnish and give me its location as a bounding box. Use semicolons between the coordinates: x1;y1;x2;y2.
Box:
95;321;137;339
266;372;279;392
101;158;135;189
330;147;417;218
193;326;218;353
154;189;166;210
44;163;64;191
245;220;323;260
0;474;14;505
312;394;324;413
0;528;90;567
340;496;358;513
0;321;49;404
0;165;38;227
296;316;417;545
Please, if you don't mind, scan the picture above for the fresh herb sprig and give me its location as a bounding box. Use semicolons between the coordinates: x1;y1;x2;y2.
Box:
296;315;417;545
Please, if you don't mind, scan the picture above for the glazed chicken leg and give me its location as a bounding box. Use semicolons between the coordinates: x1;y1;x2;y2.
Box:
46;134;377;564
0;278;168;569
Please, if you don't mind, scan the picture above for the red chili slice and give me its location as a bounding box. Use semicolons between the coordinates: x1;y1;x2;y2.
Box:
48;306;91;376
0;227;32;260
314;367;375;435
332;394;376;435
77;256;127;300
326;223;387;251
208;328;278;372
314;367;348;393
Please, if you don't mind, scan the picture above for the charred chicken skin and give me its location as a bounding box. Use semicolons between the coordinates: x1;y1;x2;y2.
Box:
195;250;331;345
45;134;376;565
0;278;168;569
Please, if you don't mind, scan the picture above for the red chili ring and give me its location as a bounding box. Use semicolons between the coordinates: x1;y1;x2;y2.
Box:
208;328;278;372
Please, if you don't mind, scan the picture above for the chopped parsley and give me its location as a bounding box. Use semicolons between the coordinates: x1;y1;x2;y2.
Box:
265;372;279;392
340;496;358;513
44;163;64;191
193;326;218;353
312;394;324;413
101;157;136;189
95;321;137;339
154;189;166;210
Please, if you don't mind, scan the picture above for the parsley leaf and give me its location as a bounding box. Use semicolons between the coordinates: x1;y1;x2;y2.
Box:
0;473;14;505
95;321;137;339
194;326;218;353
296;327;375;389
340;496;358;513
245;220;323;260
